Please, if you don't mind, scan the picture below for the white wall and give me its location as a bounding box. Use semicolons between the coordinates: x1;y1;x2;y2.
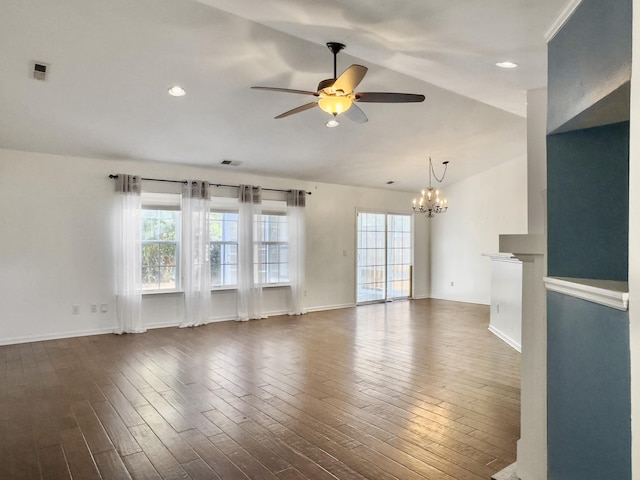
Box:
0;148;429;345
527;88;548;235
429;156;528;304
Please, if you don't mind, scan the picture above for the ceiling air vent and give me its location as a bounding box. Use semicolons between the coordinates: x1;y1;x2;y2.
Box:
220;160;242;166
32;62;49;81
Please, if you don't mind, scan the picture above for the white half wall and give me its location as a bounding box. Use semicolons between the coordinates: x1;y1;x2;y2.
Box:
429;157;528;304
0;148;429;345
487;255;523;352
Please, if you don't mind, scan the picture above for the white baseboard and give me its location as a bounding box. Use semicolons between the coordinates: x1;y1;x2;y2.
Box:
0;326;117;346
411;294;430;300
491;462;518;480
488;325;521;352
428;294;490;306
4;300;496;346
306;302;355;313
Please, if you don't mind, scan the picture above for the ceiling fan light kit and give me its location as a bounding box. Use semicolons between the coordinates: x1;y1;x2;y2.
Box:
252;42;425;124
318;95;352;115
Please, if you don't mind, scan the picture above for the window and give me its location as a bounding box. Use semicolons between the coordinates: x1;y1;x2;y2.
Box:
256;212;289;284
141;192;181;292
139;194;291;292
209;211;238;287
141;209;180;291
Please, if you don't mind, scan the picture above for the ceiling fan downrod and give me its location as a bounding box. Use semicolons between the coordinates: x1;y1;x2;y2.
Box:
326;42;345;80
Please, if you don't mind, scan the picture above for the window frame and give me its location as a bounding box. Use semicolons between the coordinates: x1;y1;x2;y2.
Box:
209;208;239;289
141;192;182;294
256;208;290;286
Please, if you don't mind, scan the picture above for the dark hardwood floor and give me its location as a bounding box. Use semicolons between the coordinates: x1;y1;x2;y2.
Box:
0;299;520;479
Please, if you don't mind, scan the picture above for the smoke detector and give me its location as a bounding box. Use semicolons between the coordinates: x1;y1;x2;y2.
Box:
32;61;49;81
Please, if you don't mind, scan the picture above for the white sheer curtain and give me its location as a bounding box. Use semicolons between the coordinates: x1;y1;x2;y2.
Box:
287;190;307;315
114;174;145;334
181;180;212;327
237;185;264;321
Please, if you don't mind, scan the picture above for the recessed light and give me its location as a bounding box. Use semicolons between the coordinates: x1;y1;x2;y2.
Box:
168;86;186;96
496;61;518;69
326;119;340;128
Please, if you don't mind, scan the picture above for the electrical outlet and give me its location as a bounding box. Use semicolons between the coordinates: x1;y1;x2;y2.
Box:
90;304;98;313
72;304;80;315
100;304;109;313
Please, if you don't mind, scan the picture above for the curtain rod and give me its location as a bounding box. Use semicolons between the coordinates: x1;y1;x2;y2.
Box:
108;175;312;195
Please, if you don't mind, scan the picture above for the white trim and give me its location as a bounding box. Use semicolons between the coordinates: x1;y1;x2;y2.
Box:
143;283;292;296
492;462;518;480
544;0;583;43
142;289;182;296
412;293;430;300
306;302;355;313
428;294;490;306
544;276;629;311
488;325;522;353
482;253;522;264
144;320;181;329
0;326;116;346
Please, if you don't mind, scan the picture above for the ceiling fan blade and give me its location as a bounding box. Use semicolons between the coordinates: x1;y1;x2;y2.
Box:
332;65;368;93
344;104;368;124
355;92;426;103
252;86;318;96
274;102;318;119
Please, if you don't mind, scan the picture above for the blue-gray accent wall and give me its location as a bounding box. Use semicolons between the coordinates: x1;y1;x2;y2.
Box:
547;291;631;480
547;121;629;281
545;0;632;478
547;0;631;133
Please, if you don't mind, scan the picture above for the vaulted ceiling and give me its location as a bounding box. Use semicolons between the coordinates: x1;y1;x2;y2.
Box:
0;0;566;191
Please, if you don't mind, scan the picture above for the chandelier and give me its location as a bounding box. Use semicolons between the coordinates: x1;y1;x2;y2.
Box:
412;158;449;218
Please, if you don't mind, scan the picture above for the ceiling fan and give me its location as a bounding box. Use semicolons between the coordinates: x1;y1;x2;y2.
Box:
251;42;425;124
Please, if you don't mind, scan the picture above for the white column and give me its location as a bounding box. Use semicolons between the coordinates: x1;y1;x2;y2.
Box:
499;234;547;480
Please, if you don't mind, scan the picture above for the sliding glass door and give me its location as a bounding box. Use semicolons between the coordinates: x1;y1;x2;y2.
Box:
356;212;411;304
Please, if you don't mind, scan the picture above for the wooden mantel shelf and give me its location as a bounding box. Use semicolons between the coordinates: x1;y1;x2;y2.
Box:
544;276;629;311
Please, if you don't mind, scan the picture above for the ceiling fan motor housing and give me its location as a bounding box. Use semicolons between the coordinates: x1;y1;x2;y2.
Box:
317;78;336;92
